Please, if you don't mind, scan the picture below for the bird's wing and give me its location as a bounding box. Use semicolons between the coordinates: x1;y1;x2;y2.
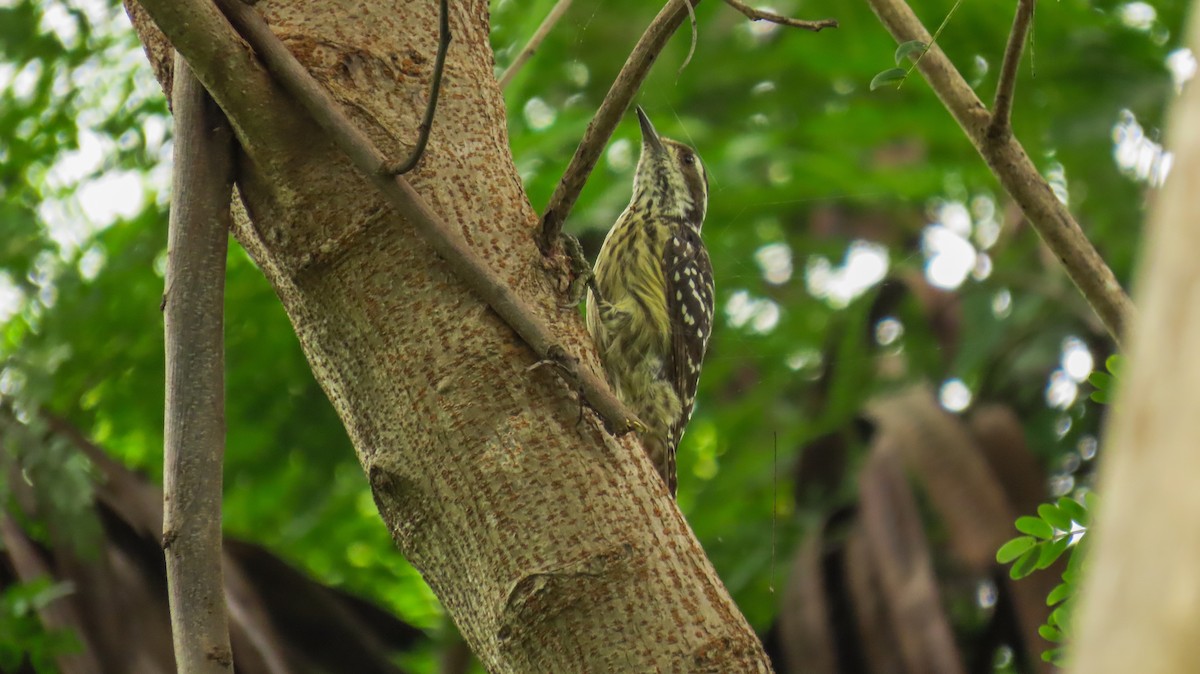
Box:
663;226;715;490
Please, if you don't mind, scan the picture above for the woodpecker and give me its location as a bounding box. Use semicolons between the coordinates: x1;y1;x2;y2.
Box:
586;107;713;496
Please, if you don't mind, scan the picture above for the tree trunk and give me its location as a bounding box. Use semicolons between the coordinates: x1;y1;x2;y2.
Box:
124;0;771;670
1068;2;1200;673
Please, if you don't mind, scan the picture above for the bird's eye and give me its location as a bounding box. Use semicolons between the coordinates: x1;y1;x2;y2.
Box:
681;153;695;165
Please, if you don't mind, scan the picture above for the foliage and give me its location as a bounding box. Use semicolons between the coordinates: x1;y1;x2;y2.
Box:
0;578;81;672
0;0;1191;669
869;40;928;91
870;0;962;90
1088;354;1124;404
996;353;1121;664
997;493;1095;665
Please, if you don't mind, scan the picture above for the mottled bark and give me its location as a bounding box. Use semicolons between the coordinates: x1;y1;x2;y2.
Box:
125;0;769;671
163;54;235;674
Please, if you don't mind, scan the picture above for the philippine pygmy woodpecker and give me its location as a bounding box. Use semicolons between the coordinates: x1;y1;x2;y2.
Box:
586;107;713;496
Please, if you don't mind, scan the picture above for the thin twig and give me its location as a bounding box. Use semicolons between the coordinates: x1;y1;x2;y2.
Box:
163;52;235;674
865;0;1132;345
538;0;702;253
212;0;644;435
384;0;451;175
678;0;699;75
890;0;963;90
498;0;575;89
721;0;838;32
989;0;1035;137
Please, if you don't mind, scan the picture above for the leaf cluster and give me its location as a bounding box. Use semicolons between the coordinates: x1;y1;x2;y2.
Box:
996;346;1122;664
0;578;81;673
997;493;1095;665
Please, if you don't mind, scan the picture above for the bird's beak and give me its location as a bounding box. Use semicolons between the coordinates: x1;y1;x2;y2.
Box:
636;106;666;155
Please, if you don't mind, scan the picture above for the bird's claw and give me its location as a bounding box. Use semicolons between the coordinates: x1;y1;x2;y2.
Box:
625;417;648;435
558;233;594;309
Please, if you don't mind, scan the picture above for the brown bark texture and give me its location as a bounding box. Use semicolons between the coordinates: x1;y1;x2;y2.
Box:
1069;3;1200;672
124;0;770;671
163;54;235;674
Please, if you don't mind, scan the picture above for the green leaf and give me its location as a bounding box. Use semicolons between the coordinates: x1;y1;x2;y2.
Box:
1047;582;1072;606
1016;515;1054;539
1106;354;1124;378
1043;648;1066;664
870;68;907;91
1062;565;1079;584
1066;538;1088;577
1088;369;1115;404
894;40;927;65
996;536;1037;563
1039;624;1063;642
1011;547;1040;579
1048;603;1073;632
1038;503;1072;531
1037;537;1070;569
1058;497;1088;526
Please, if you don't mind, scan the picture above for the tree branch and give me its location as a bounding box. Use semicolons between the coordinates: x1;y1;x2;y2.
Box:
498;0;575;89
537;0;701;253
537;0;836;253
866;0;1133;344
384;0;451;174
989;0;1034;137
129;1;771;669
212;0;643;435
721;0;838;32
162;53;235;674
122;0;299;162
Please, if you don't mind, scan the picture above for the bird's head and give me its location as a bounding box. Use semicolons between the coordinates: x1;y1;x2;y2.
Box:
631;106;708;228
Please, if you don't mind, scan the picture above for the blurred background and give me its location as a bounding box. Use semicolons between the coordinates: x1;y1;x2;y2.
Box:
0;0;1189;671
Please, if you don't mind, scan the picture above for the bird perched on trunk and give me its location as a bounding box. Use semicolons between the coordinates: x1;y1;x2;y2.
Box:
586;107;713;496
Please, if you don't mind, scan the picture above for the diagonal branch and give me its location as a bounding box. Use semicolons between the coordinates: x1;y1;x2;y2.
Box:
721;0;838;32
385;0;451;174
537;0;837;254
865;0;1133;344
211;0;643;435
538;0;701;253
989;0;1035;137
498;0;576;89
163;53;235;674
